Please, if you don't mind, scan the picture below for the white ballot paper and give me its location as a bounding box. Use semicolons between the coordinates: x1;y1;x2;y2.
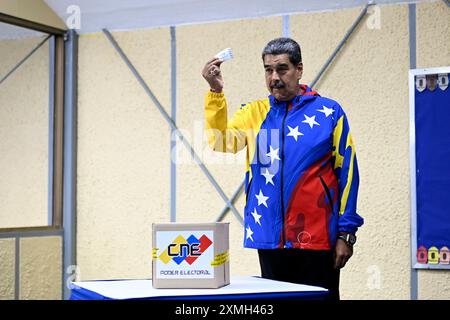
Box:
215;48;233;62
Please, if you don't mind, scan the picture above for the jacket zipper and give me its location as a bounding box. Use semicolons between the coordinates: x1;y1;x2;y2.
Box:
280;105;289;247
245;179;252;207
319;175;334;212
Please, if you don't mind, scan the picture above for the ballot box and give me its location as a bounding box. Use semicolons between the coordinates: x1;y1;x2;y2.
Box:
152;222;230;289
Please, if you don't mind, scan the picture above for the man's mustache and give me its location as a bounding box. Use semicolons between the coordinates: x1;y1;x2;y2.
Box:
271;82;285;89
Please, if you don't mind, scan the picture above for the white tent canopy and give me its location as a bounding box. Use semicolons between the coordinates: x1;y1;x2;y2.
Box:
0;0;433;38
44;0;426;34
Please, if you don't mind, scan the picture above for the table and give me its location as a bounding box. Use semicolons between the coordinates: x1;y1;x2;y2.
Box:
70;276;328;300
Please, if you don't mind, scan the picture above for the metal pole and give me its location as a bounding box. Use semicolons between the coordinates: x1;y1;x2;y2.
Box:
310;3;371;89
216;179;245;222
102;28;244;226
170;26;177;223
63;29;78;300
15;236;19;300
48;36;55;226
0;35;51;86
408;3;418;301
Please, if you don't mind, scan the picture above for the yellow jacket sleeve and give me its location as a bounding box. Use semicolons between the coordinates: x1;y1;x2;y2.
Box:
205;91;247;154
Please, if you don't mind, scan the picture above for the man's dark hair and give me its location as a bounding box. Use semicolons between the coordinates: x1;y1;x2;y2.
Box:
262;37;302;66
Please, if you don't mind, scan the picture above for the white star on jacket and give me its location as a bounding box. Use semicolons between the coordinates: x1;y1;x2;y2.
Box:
261;168;275;185
246;226;254;241
317;105;335;117
266;145;280;164
255;189;269;207
287;125;304;141
302;114;320;128
251;208;262;225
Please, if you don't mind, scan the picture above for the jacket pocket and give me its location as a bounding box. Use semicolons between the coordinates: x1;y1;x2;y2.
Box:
319;175;333;212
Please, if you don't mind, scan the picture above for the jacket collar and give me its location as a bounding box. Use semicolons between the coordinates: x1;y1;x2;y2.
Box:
269;84;319;110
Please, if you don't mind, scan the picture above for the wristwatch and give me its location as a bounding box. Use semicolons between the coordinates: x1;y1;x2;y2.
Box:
338;233;357;246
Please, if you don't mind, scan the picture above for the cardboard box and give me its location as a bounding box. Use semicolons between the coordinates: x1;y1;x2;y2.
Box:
152;222;230;289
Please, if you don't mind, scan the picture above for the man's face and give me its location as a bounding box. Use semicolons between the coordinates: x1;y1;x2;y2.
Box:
264;54;303;102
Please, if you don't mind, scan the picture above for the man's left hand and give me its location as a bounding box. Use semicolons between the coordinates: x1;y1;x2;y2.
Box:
334;239;353;269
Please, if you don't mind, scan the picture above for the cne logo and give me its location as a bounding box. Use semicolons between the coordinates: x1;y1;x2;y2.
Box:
159;234;212;265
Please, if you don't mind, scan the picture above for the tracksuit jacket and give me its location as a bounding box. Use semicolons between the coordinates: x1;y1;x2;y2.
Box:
205;84;363;250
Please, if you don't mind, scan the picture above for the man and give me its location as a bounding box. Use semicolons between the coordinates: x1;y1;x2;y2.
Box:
202;38;363;300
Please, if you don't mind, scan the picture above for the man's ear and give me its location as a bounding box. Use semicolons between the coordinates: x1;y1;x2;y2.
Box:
297;62;303;80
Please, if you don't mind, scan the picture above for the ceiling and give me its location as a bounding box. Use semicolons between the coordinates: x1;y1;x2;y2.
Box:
0;0;432;39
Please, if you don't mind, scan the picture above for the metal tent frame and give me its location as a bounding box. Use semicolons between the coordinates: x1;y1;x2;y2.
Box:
0;16;77;300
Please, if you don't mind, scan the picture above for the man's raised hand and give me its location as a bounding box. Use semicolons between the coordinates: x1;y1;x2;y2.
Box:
202;57;224;93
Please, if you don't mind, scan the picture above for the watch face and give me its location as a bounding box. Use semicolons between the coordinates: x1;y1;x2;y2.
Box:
338;234;356;245
348;234;356;245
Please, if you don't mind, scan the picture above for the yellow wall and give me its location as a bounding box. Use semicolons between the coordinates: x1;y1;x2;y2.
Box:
0;35;60;299
417;0;450;69
76;29;171;280
19;236;62;299
0;239;15;299
0;37;49;228
0;0;66;30
0;236;62;300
